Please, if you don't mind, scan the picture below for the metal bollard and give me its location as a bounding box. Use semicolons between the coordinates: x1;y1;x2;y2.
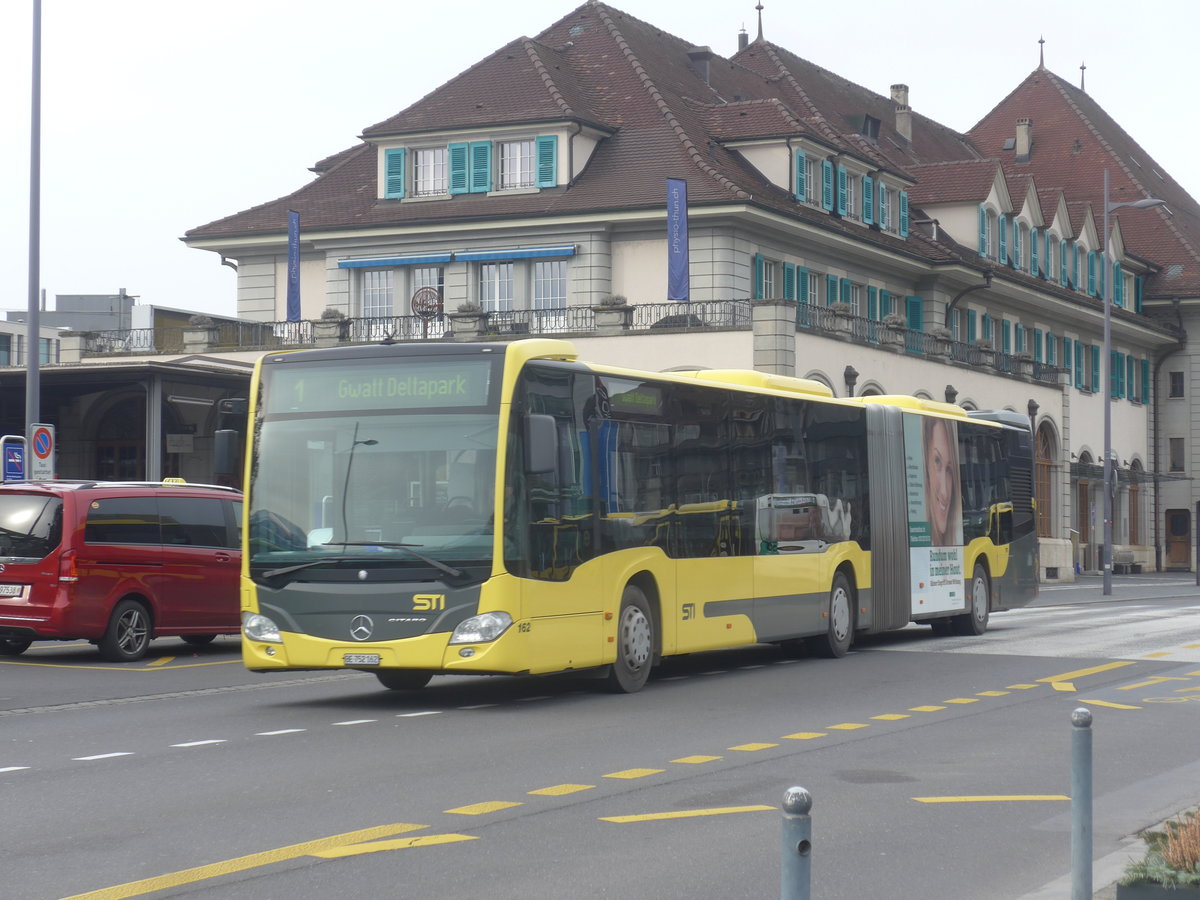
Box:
1071;707;1093;900
781;786;812;900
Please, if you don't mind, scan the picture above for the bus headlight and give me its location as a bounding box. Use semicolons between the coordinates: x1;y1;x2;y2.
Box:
242;612;283;644
449;611;512;644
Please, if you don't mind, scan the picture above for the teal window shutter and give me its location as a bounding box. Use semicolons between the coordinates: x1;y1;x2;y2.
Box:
384;147;407;199
1061;337;1069;376
836;166;848;216
1113;263;1123;307
839;278;851;305
1047;332;1057;365
1126;355;1135;400
469;141;492;193
1135;275;1144;313
535;135;557;188
899;191;909;237
1112;351;1123;397
1072;243;1080;289
879;289;891;316
978;205;987;256
821;160;834;210
795;150;807;201
1087;251;1096;295
1030;228;1039;275
982;314;993;342
1013;224;1022;268
1060;239;1068;284
998;214;1008;263
877;182;888;229
1043;231;1051;279
1074;340;1083;388
797;267;810;304
967;309;977;342
826;274;838;305
862;175;874;224
1002;320;1012;354
1033;328;1043;362
1090;345;1100;391
906;296;923;331
868;286;878;319
783;262;796;301
1141;359;1150;403
753;253;765;300
448;142;469;194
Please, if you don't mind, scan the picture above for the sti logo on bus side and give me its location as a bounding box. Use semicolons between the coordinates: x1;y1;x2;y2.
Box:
413;594;446;611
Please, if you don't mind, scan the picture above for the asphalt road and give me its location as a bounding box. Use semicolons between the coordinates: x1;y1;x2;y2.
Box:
2;573;1198;899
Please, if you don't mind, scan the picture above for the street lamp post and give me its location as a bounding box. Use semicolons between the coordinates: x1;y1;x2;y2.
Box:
1100;169;1166;595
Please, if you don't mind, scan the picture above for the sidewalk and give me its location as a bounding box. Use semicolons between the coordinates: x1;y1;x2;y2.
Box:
1020;570;1199;897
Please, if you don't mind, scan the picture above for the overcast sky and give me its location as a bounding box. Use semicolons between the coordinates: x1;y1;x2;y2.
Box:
1;0;1195;320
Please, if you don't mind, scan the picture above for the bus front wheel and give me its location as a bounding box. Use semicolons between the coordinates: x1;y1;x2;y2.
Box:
375;669;433;691
953;563;990;636
807;573;854;658
606;585;654;693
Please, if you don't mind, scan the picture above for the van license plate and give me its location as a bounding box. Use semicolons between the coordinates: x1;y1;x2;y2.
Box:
344;653;381;666
0;584;22;597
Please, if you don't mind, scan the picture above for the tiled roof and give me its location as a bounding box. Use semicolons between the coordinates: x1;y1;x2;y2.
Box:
906;160;1000;205
968;67;1200;297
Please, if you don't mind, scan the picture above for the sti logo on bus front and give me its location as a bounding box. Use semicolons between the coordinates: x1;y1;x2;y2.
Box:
413;594;446;611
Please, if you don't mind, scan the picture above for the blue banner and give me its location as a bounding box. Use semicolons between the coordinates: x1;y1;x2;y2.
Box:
666;178;689;301
286;210;301;322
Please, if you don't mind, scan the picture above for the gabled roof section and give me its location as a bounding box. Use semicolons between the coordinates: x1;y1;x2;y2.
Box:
703;98;805;142
969;67;1200;296
905;160;1003;206
732;41;983;178
362;36;610;137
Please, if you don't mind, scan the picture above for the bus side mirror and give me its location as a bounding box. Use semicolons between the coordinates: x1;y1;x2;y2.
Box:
214;429;241;480
524;414;558;476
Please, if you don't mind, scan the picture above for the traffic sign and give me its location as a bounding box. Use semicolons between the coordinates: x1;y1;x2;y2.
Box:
29;424;54;480
0;435;24;482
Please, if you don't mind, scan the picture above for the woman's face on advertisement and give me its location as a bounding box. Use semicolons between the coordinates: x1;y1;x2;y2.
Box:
927;421;955;537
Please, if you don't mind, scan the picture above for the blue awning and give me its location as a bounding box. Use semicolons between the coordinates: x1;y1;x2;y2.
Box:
338;253;453;269
454;245;577;262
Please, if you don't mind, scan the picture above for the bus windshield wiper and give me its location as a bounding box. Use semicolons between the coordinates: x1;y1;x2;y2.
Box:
259;556;356;580
322;541;466;579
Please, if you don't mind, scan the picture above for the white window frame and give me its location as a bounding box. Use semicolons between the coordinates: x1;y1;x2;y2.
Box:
805;157;820;206
762;260;777;300
361;269;394;318
498;140;536;190
413;147;448;197
845;176;858;221
479;262;514;311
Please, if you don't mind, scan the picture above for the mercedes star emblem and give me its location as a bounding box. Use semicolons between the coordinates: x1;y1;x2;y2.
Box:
350;615;374;641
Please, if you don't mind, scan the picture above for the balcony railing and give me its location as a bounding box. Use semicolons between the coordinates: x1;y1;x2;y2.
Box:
68;300;1063;385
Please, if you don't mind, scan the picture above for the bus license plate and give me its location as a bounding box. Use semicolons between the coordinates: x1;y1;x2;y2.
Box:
0;584;22;597
343;653;381;666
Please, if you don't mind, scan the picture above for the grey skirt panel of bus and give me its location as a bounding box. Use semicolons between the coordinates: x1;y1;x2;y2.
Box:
866;404;911;632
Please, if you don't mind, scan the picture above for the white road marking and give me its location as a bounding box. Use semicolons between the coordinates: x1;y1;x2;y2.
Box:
73;752;134;761
171;739;227;748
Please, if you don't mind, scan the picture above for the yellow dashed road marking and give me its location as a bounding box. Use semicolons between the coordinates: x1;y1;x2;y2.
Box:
977;691;1009;697
909;705;946;712
1078;699;1141;710
528;784;594;796
603;768;664;780
943;698;978;705
1040;662;1136;684
826;723;868;730
312;833;476;857
1052;682;1076;692
672;755;722;764
1006;683;1040;690
444;801;522;816
728;743;777;751
1120;676;1190;691
600;805;774;823
782;732;827;740
871;714;909;721
914;795;1069;804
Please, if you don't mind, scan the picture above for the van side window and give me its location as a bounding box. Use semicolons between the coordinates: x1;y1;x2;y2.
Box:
85;497;161;544
159;497;231;548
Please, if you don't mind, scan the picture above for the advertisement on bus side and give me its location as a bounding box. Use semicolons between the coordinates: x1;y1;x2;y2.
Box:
904;414;964;614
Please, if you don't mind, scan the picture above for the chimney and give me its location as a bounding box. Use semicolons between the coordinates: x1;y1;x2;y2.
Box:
738;27;748;52
891;83;911;144
687;46;713;85
1015;117;1033;162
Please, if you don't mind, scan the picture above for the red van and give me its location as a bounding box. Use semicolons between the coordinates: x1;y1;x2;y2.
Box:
0;480;242;661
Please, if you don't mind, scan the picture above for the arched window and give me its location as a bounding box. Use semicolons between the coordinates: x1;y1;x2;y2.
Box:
1035;424;1054;538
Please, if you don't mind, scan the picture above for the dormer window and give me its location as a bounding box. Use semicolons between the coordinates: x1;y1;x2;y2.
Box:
414;148;449;197
499;140;536;190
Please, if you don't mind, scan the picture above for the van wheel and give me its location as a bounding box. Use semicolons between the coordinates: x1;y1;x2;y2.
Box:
181;635;217;646
374;670;433;691
605;584;655;693
99;600;152;661
0;637;32;656
806;573;854;658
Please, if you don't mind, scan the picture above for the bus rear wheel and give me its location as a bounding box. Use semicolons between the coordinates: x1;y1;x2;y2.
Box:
807;573;854;658
953;563;990;636
606;584;654;693
374;670;433;691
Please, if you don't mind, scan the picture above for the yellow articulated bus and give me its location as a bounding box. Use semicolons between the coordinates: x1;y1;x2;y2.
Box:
239;339;1037;692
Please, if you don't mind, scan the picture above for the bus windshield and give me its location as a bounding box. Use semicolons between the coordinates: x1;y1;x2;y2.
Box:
248;356;500;577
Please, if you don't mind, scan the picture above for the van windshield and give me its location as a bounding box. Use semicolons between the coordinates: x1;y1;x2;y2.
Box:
0;494;63;561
